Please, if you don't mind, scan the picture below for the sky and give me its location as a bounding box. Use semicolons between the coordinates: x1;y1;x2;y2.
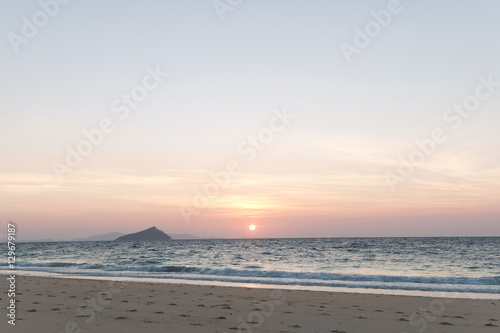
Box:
1;0;499;240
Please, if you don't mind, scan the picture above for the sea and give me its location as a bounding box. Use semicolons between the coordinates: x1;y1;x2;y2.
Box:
3;237;500;299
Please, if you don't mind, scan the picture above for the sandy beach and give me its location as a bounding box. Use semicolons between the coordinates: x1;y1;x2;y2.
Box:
1;276;498;332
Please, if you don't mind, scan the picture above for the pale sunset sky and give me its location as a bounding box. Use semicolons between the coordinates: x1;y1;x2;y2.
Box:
1;0;499;240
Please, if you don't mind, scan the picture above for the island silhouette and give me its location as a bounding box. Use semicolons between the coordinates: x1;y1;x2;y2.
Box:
114;226;172;241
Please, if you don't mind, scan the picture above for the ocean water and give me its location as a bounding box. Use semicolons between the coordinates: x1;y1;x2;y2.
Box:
3;237;500;298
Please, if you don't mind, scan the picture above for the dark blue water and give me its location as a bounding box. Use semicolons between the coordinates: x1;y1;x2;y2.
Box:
3;237;500;296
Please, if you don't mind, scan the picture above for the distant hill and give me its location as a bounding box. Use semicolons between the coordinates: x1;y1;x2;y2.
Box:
115;227;172;241
72;232;125;242
15;230;205;243
170;233;200;240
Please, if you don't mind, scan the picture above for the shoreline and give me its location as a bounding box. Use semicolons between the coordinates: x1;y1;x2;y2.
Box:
1;276;499;332
2;271;500;300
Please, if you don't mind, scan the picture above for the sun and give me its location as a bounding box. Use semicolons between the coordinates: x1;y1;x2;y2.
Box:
249;225;256;231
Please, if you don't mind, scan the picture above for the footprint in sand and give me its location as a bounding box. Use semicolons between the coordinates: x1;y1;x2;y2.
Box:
485;323;499;327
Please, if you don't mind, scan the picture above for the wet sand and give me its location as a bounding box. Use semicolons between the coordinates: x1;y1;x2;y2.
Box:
1;276;499;332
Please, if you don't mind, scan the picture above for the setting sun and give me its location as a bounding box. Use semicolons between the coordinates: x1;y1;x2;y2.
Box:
249;225;256;231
